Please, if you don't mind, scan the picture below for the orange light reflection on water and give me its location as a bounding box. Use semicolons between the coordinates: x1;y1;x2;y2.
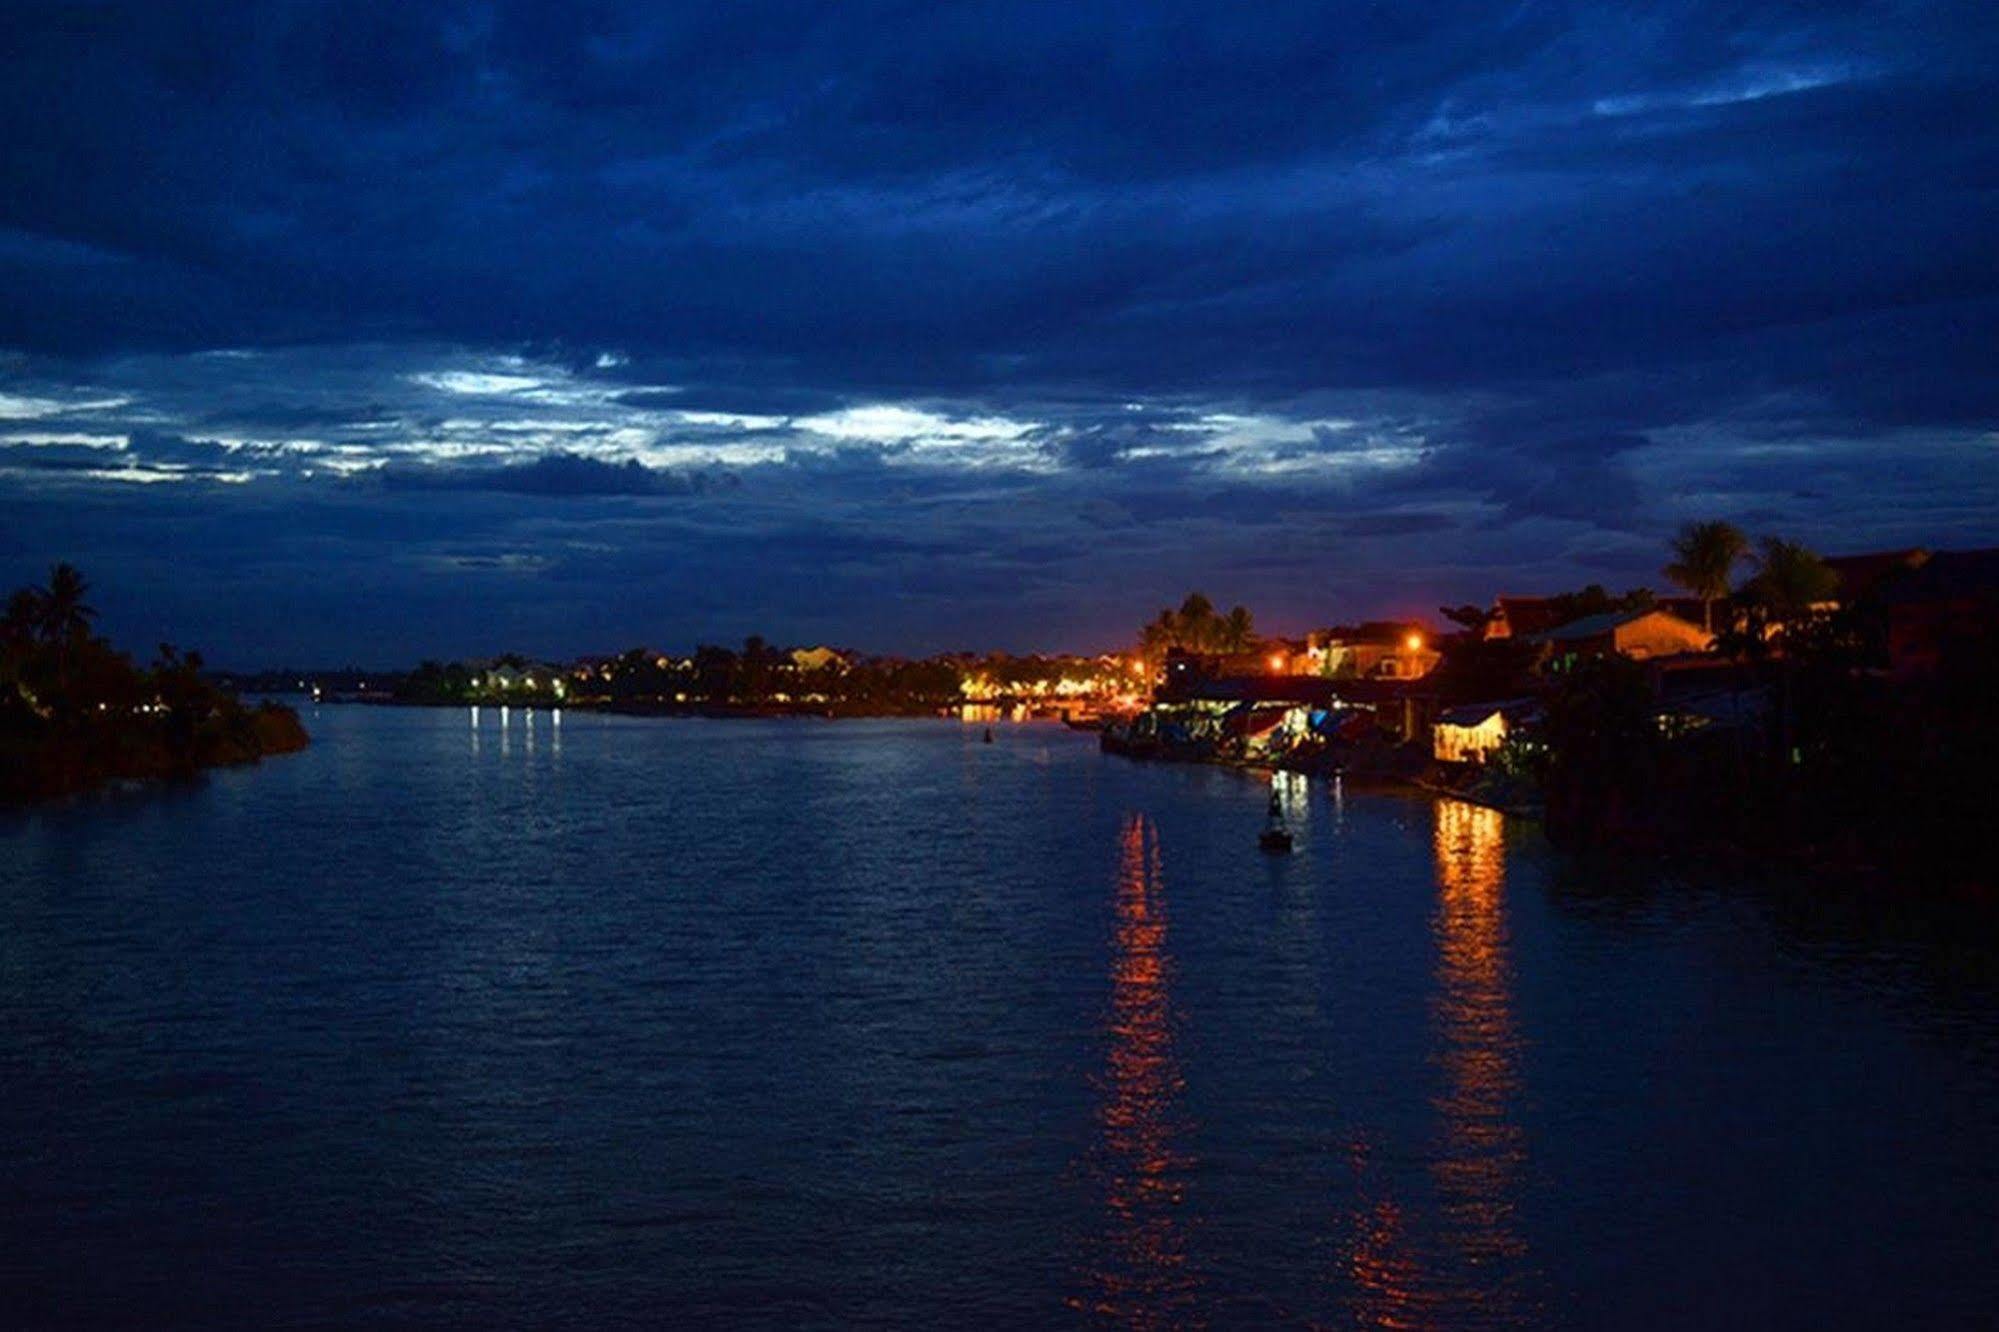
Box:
1343;1193;1428;1332
1429;798;1532;1313
1340;799;1534;1330
1073;813;1201;1329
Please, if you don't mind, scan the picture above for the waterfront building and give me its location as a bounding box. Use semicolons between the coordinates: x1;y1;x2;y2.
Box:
1432;699;1539;765
1305;621;1440;680
1530;607;1713;665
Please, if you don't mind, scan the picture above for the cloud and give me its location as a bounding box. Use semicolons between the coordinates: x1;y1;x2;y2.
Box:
378;451;725;497
0;1;1993;659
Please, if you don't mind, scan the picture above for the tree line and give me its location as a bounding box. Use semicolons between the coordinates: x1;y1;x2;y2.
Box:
1137;593;1256;667
397;638;1136;710
2;564;308;801
1662;520;1838;634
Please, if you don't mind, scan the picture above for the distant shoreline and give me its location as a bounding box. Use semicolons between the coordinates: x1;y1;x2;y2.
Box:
305;694;1083;722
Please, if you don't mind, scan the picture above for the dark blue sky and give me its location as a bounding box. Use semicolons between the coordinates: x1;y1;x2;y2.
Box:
2;2;1995;665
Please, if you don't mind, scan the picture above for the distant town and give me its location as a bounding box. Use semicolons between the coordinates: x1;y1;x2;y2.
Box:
14;525;1994;885
217;525;1996;887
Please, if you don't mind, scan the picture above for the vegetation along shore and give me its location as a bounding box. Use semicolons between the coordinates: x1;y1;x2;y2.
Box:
51;520;1997;893
1099;529;1997;892
2;565;308;804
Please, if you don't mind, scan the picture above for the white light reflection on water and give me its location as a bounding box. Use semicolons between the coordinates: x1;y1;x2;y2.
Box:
1270;768;1310;828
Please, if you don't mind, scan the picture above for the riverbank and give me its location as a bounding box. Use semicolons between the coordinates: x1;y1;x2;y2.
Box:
313;694;1087;722
594;698;953;720
1;701;309;804
1099;724;1546;820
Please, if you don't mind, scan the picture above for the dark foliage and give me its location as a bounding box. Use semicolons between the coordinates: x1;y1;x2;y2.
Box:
1536;602;1998;889
1;565;308;802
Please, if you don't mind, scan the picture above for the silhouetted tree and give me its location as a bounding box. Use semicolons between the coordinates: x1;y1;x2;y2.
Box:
1;565;306;801
3;587;39;643
1438;604;1490;632
1542;584;1646;626
738;635;776;700
1744;537;1838;626
1664;520;1749;632
28;563;97;706
692;644;737;700
1218;605;1256;653
38;563;96;642
1137;591;1256;667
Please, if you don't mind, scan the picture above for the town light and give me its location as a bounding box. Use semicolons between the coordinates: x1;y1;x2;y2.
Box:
1267;652;1285;673
1405;633;1424;651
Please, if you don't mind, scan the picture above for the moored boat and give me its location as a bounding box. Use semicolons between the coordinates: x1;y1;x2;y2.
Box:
1259;789;1293;853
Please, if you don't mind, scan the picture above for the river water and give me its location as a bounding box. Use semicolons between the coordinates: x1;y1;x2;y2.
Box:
2;707;1995;1328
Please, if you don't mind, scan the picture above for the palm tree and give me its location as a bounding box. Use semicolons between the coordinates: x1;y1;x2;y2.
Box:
1137;592;1256;668
1746;537;1838;626
36;563;96;644
30;564;96;710
1663;521;1748;633
2;586;41;645
1138;609;1175;668
0;587;40;707
1176;592;1218;651
1218;605;1256;653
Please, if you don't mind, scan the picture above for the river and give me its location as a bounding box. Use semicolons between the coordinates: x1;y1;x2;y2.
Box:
2;706;1994;1328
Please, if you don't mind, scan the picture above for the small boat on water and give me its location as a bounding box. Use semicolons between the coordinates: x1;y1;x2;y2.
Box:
1259;790;1293;853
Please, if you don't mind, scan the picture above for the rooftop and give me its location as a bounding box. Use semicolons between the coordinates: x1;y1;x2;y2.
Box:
1533;606;1690;642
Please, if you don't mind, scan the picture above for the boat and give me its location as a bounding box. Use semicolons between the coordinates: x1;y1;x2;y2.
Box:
982;727;995;744
1259;790;1293;853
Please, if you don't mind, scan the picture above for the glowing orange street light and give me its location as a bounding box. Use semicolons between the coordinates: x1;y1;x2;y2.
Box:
1405;633;1424;651
1267;652;1286;673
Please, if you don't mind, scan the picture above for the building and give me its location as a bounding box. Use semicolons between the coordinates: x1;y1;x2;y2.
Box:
1531;607;1713;663
1880;547;1999;679
1822;548;1931;609
477;662;566;696
1432;698;1539;764
1482;597;1564;641
789;646;847;673
1161;644;1302;687
1155;650;1434;747
1306;621;1440;680
1254;638;1311;675
1653;595;1712;627
1160;648;1329;702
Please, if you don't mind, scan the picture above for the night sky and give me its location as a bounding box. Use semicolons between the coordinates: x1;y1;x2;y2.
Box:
2;2;1995;665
